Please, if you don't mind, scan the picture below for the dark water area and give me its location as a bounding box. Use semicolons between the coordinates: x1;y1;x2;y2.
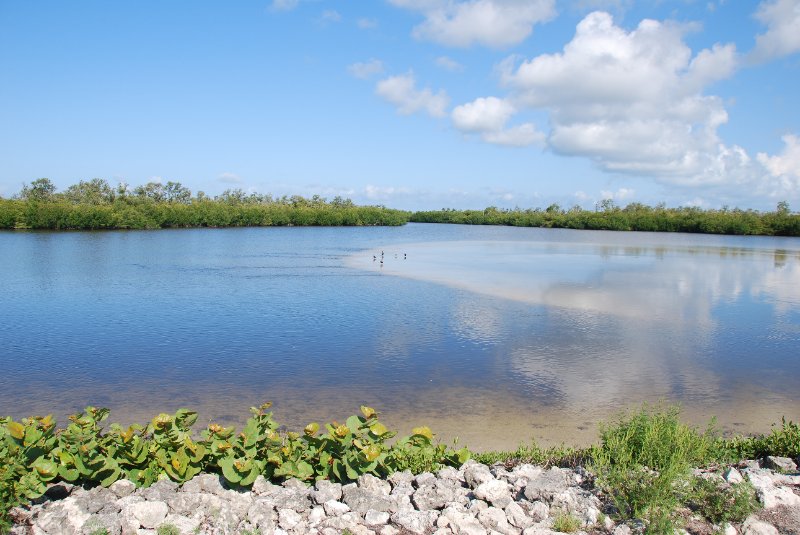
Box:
1;224;799;449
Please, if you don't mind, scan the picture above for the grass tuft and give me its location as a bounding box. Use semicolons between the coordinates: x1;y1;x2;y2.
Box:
552;511;582;533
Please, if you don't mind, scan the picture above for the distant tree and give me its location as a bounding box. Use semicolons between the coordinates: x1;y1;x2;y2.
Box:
163;181;192;204
545;203;562;214
134;182;167;202
331;196;354;208
217;188;247;205
63;178;115;204
598;198;617;212
777;201;791;215
20;178;57;202
116;181;130;199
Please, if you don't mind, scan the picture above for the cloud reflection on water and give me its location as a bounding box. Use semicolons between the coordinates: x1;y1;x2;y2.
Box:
348;238;800;445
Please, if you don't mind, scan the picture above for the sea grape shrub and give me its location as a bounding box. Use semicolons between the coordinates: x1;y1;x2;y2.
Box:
0;403;470;511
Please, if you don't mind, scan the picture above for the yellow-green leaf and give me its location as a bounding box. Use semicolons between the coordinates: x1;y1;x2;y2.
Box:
412;426;433;440
369;422;388;437
7;421;24;440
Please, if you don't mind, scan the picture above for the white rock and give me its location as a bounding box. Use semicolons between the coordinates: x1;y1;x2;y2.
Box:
474;480;512;508
360;473;392;495
308;505;327;524
441;506;488;535
323;499;351;517
477;506;514;534
380;526;400;535
38;504;91;535
723;523;738;535
128;501;168;529
742;516;779;535
612;524;632;535
765;456;797;472
251;475;280;496
465;464;496;489
278;508;302;530
505;501;533;529
525;501;550;522
110;479;136;498
747;471;800;509
723;467;744;484
522;527;560;535
391;510;438;534
365;510;391;525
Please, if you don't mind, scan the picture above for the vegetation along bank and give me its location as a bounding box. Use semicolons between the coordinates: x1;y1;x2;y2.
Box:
2;403;799;534
2;178;800;235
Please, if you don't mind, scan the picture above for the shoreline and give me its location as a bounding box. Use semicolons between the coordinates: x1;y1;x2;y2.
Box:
9;457;800;535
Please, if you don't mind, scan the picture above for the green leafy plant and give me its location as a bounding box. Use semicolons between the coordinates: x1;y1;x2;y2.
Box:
214;403;281;486
721;417;800;460
52;407;121;487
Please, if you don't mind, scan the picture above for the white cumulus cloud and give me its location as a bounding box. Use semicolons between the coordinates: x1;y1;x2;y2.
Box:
502;11;749;184
348;59;385;79
483;123;545;147
435;56;464;71
452;96;515;132
357;17;378;29
451;96;544;147
388;0;556;48
376;72;450;117
600;187;635;201
270;0;299;12
218;172;242;184
320;10;342;23
757;134;800;196
750;0;800;63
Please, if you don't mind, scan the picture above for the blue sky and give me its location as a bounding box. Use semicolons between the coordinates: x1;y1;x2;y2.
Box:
1;0;798;210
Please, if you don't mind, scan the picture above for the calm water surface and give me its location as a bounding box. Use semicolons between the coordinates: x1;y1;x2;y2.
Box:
1;224;799;449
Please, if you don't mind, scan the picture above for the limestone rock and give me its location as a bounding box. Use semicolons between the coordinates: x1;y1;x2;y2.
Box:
312;480;343;504
723;467;744;484
365;510;391;526
323;499;351;517
524;468;569;503
360;473;392;495
465;464;495;489
474;479;512;508
742;516;779;535
765;456;797;473
110;480;137;498
343;484;395;514
747;471;800;509
127;501;168;530
391;509;438;534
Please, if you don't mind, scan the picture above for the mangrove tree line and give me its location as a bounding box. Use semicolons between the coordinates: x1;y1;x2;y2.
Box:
411;201;800;236
2;178;799;235
0;178;410;229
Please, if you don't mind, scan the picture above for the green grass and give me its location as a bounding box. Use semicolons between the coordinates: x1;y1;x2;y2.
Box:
472;441;586;468
686;478;759;525
589;404;722;533
552;511;582;533
156;523;180;535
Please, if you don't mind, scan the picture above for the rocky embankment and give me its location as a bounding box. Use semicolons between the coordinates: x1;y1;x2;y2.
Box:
9;458;800;535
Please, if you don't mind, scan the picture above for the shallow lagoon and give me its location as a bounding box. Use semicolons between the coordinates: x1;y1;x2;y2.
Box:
1;224;798;450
